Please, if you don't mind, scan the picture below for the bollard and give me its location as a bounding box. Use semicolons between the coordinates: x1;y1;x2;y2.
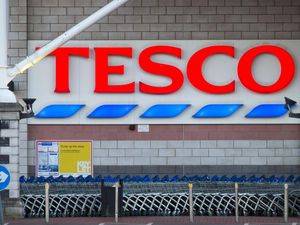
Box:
114;182;120;223
188;183;193;223
235;183;239;223
284;183;288;223
0;194;3;225
45;183;49;223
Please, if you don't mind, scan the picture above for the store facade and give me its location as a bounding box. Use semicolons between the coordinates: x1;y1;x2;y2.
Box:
1;0;300;215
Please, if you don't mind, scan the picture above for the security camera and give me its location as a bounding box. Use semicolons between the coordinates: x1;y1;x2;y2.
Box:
19;98;36;119
284;97;300;119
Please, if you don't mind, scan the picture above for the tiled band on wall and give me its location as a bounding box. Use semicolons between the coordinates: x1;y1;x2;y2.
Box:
0;120;9;129
0;120;10;147
0;137;10;147
0;155;10;164
0;120;11;164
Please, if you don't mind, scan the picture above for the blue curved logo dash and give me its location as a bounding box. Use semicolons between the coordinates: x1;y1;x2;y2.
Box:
87;104;138;118
246;104;288;118
193;104;243;118
140;104;190;118
35;104;85;118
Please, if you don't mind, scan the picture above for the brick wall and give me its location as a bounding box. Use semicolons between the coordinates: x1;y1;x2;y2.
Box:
9;0;28;98
6;0;300;179
0;116;19;198
27;139;300;176
28;124;300;140
0;104;23;216
8;0;29;190
26;0;300;41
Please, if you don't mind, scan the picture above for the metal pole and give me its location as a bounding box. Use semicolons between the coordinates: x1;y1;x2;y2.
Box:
0;0;15;102
7;0;129;79
1;0;129;103
188;183;193;223
115;182;120;223
45;183;49;223
235;183;239;223
0;194;4;225
0;0;8;68
284;183;288;223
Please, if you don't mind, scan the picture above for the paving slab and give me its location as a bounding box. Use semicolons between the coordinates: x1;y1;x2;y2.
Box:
5;216;300;225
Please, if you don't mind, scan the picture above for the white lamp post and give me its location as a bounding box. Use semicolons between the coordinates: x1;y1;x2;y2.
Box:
0;0;129;103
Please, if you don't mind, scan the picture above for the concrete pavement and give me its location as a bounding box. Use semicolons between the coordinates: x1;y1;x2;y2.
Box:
4;216;300;225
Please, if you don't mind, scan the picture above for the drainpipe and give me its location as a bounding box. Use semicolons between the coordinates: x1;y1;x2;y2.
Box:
0;0;16;103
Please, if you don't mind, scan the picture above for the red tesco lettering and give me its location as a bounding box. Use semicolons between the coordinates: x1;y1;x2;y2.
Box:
43;45;295;95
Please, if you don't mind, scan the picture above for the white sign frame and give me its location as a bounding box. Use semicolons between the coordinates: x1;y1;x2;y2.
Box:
28;40;300;124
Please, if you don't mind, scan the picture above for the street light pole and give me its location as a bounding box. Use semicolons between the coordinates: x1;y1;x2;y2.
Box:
0;0;16;103
0;0;129;103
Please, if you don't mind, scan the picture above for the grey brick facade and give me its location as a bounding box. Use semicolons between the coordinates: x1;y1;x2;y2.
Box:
25;139;300;176
24;0;300;43
3;1;300;214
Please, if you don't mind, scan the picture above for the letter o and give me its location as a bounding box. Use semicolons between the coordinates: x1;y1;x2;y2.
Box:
238;45;295;93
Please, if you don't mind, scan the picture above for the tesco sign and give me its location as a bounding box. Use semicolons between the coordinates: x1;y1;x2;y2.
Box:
28;40;300;125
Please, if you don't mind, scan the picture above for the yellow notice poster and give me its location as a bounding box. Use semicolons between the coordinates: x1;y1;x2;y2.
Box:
58;141;92;176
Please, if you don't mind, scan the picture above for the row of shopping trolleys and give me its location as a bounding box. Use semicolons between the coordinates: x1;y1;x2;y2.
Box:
19;174;300;183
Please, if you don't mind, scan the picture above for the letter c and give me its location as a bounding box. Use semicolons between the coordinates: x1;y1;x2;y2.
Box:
187;46;235;94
